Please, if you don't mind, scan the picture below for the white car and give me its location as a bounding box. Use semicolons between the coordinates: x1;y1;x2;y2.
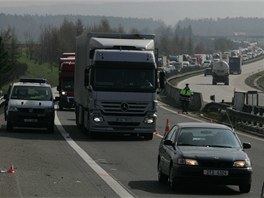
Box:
4;78;56;132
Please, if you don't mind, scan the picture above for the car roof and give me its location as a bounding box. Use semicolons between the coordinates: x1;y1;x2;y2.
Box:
10;77;51;87
176;122;232;130
13;82;51;87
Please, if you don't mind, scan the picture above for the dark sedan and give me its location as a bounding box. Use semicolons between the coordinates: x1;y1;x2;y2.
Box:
157;122;252;193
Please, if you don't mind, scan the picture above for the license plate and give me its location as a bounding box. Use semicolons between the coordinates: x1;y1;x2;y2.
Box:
116;118;129;122
203;169;228;176
24;119;38;123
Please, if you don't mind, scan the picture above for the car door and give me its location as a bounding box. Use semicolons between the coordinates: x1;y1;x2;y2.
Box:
160;126;178;175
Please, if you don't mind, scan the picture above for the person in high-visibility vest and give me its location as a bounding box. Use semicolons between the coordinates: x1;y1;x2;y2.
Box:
179;83;193;114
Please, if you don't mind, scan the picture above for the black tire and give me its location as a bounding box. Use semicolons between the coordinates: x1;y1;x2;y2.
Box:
169;166;177;190
158;162;168;183
144;133;153;140
6;120;13;132
59;103;63;111
239;183;251;193
47;123;55;133
261;182;264;198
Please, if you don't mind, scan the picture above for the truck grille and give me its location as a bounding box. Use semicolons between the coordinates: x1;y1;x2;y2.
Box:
101;101;148;115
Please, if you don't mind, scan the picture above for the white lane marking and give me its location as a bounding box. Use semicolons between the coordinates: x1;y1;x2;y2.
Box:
55;112;134;198
159;104;264;142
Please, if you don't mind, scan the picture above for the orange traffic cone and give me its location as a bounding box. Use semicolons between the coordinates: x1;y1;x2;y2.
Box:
8;164;15;173
165;119;170;133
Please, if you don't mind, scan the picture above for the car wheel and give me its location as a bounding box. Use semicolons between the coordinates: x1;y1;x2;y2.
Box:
6;120;13;132
168;166;176;190
261;182;264;198
239;183;251;193
158;162;168;183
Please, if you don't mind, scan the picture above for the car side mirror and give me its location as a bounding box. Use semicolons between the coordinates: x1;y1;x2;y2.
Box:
243;142;251;149
163;139;176;149
4;94;9;100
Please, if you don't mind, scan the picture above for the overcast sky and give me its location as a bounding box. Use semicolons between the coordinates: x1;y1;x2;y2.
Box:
1;0;264;25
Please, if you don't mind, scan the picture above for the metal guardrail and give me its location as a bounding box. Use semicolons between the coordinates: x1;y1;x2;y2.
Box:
0;96;5;108
226;107;264;136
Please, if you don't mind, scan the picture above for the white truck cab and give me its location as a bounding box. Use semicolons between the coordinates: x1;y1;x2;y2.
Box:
4;78;55;132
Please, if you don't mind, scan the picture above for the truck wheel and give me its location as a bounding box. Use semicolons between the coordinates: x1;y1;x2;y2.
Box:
47;123;55;133
59;104;63;111
6;121;13;132
144;133;153;140
212;80;216;85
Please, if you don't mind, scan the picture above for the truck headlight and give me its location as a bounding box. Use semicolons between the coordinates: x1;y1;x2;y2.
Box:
61;91;67;96
93;115;104;123
144;117;155;124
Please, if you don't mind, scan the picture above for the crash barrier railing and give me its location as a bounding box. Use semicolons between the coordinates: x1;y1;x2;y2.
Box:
0;96;4;108
226;107;264;135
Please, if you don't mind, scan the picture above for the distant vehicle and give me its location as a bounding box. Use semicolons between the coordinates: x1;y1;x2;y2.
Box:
57;54;75;110
204;67;212;76
229;56;242;74
4;78;56;132
157;122;252;193
202;60;211;67
212;60;229;85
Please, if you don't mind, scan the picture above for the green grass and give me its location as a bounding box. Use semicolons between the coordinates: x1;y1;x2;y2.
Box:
1;49;59;93
18;53;58;87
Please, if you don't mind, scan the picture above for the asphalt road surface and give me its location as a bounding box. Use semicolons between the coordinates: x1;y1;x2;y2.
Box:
0;100;263;197
178;59;264;103
1;59;264;197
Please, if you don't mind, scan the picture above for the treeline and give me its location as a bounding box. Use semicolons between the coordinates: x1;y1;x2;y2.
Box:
178;17;264;36
0;27;21;86
0;16;243;86
24;17;240;65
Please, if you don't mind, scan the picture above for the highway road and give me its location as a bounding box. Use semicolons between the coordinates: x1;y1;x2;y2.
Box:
178;59;264;103
0;59;264;197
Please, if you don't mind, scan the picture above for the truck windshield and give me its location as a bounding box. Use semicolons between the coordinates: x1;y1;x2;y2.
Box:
11;86;52;101
62;79;74;91
93;65;156;92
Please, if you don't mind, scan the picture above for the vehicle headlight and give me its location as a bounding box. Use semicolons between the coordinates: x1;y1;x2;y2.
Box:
61;91;67;95
144;117;155;124
144;114;157;124
8;106;18;112
178;158;198;166
93;115;104;123
233;159;251;168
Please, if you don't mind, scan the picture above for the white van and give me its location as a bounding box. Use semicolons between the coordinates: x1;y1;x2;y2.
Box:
4;78;55;132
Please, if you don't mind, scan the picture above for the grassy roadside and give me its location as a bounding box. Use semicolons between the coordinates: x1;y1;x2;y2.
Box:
18;53;58;87
1;50;59;93
245;70;264;91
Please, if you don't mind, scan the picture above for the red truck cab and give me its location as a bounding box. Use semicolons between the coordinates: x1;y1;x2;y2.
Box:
57;55;75;110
